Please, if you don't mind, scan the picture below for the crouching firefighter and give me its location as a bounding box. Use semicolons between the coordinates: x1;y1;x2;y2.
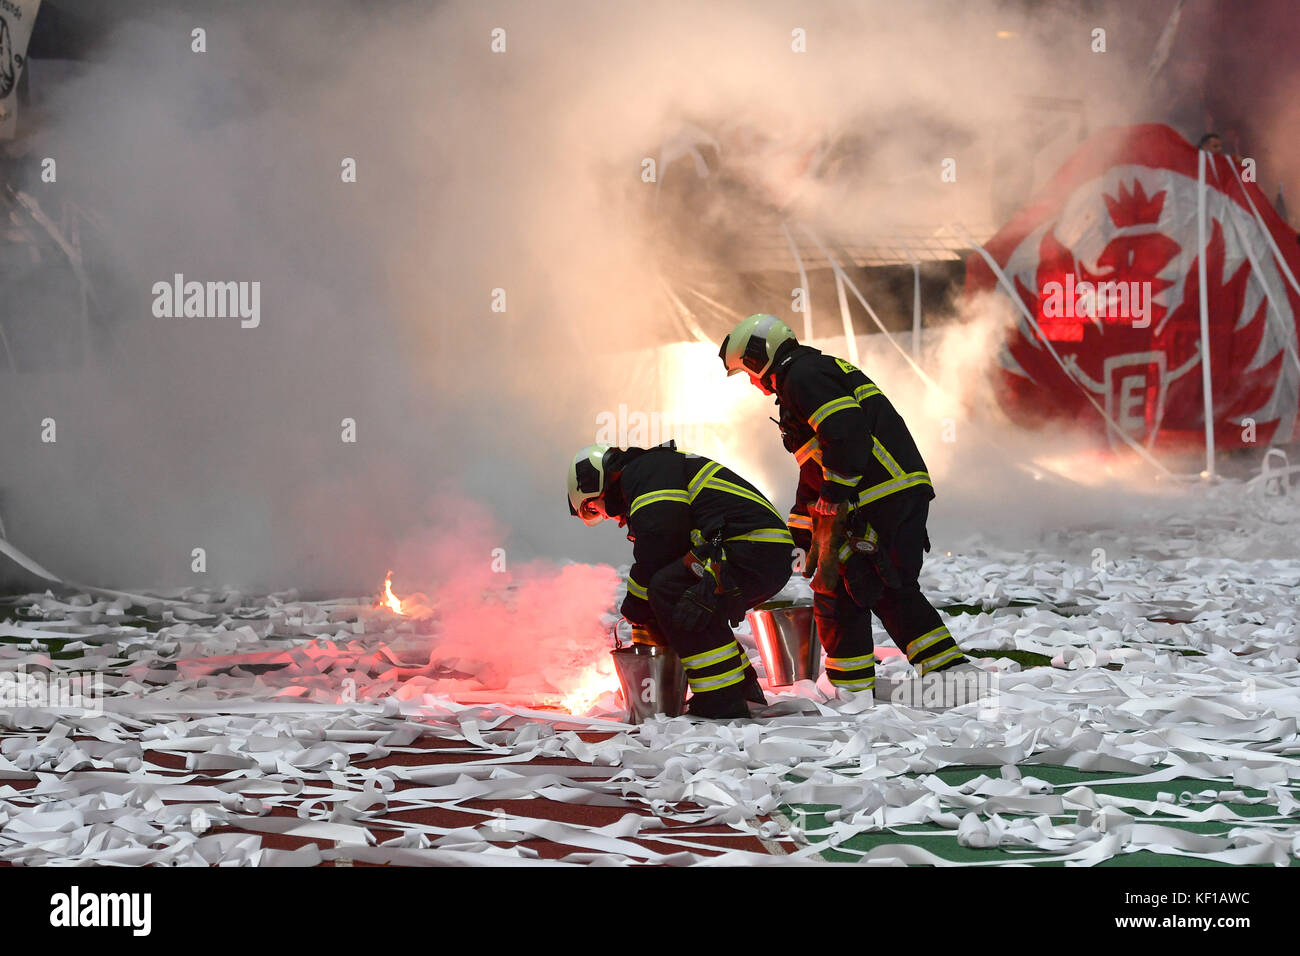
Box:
567;441;794;719
719;313;974;699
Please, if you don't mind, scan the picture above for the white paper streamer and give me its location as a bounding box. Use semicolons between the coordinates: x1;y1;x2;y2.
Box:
2;481;1298;865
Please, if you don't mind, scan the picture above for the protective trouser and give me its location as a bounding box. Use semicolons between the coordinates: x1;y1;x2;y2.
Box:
812;497;966;693
647;540;791;709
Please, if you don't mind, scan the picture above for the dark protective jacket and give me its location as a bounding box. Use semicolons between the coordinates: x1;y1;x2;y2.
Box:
604;446;793;624
770;345;934;547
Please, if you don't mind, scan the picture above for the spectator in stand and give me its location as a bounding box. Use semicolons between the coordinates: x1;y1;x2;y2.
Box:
1198;132;1224;155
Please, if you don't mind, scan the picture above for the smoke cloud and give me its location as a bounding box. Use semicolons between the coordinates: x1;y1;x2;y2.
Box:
1;0;1293;594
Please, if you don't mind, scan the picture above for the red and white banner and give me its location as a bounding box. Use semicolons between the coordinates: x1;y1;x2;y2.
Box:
966;124;1300;452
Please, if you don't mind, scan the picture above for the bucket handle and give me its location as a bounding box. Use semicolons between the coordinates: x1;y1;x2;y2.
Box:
609;616;630;649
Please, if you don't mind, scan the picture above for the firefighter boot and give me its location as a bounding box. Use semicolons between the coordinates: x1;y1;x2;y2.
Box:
686;681;750;720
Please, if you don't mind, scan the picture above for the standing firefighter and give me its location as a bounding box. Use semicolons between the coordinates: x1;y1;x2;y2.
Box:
567;441;793;719
719;313;976;699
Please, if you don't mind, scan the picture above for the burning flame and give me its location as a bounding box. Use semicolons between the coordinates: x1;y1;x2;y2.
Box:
555;663;621;715
378;571;404;615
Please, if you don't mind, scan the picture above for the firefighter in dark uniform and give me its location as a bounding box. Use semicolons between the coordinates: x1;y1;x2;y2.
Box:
567;441;794;719
719;313;973;698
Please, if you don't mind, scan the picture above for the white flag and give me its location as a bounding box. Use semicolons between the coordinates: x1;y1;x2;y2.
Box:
0;0;42;140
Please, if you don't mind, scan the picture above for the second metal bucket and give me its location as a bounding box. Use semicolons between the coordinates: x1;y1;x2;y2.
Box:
747;604;820;686
610;644;688;723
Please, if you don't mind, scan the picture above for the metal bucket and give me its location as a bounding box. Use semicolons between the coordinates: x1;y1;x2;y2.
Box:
747;604;820;686
610;644;688;723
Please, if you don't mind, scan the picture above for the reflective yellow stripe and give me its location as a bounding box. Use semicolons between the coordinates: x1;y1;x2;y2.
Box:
703;476;785;522
838;525;882;562
826;653;875;670
794;436;822;466
822;467;860;486
626;574;648;601
726;527;795;545
632;463;788;534
788;513;813;531
681;640;742;670
828;676;875;690
856;472;932;506
906;625;951;659
628;488;690;515
687;461;723;502
854;383;881;403
872;438;905;479
919;648;966;675
808;396;858;428
688;661;749;693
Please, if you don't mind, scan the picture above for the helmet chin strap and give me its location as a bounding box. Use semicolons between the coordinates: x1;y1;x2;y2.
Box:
761;341;798;393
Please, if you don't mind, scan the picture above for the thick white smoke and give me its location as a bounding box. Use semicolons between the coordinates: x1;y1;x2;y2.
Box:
0;0;1281;594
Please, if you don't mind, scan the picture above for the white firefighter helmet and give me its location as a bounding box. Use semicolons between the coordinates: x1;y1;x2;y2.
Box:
567;443;614;525
719;313;796;378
